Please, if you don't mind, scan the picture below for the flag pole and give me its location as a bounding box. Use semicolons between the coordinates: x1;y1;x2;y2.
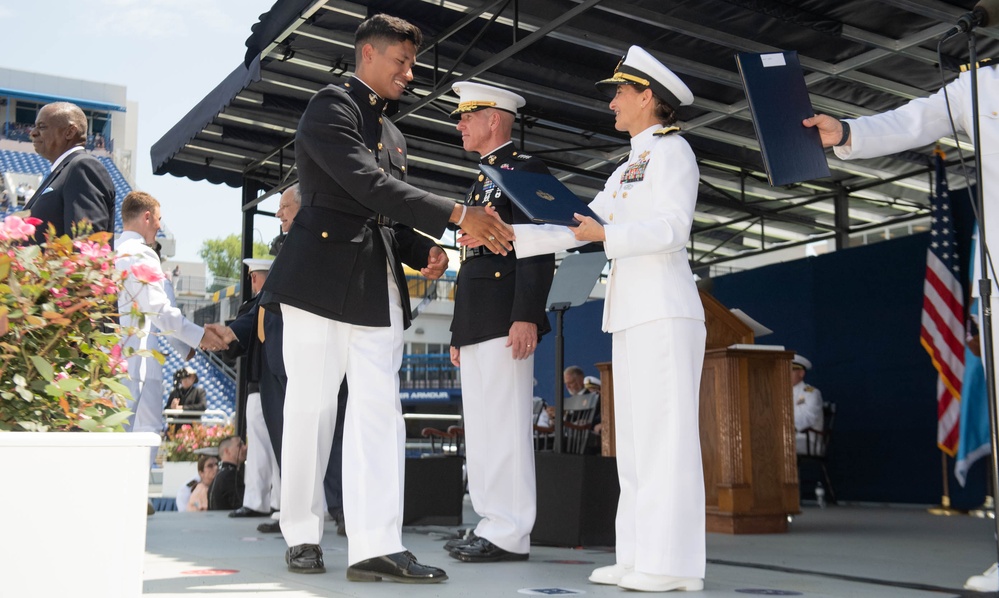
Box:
928;452;965;516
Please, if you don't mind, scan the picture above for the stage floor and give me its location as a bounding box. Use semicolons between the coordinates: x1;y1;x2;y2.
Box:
143;497;997;597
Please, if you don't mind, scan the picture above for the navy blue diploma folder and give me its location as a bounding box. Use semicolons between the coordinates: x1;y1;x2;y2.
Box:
479;164;605;227
735;51;830;187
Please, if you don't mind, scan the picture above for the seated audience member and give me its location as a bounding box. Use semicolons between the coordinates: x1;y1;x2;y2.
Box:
169;367;207;411
208;436;247;511
186;455;220;512
791;354;824;455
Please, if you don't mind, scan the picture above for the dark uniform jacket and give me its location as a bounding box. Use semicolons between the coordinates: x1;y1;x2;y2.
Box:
450;143;555;347
261;77;455;329
26;150;115;243
168;385;206;411
207;461;245;511
227;295;285;385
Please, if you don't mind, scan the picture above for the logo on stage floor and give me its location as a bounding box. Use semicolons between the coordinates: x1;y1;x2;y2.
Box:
518;589;586;596
735;590;803;596
180;569;239;576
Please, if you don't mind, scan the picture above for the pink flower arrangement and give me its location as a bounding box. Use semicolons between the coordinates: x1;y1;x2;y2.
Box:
164;422;235;461
0;220;131;432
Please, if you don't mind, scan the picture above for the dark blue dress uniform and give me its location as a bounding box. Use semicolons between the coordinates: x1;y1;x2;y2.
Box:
261;77;452;327
450;142;555;348
257;76;456;567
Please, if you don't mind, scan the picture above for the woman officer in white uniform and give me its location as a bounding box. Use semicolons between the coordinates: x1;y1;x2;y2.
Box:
507;46;707;592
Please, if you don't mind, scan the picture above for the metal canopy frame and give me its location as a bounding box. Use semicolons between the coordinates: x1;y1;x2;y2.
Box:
151;0;998;271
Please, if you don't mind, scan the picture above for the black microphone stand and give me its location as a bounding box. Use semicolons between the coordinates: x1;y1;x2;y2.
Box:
965;31;999;566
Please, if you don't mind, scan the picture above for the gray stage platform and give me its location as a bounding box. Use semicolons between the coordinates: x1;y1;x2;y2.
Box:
142;497;998;597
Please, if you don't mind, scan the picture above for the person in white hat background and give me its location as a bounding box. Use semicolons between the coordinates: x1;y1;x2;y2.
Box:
167;366;206;411
218;257;284;519
446;82;556;563
791;354;824;455
484;45;707;591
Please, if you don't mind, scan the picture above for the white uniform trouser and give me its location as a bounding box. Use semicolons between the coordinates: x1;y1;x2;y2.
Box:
612;317;706;578
460;337;536;554
124;355;164;470
243;391;281;512
280;269;407;565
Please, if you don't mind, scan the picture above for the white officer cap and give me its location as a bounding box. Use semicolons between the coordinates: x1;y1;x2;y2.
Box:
583;375;601;387
596;45;694;109
243;258;273;273
450;81;526;120
792;354;813;370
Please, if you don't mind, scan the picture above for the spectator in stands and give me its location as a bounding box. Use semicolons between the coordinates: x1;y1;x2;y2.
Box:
168;367;207;411
115;191;227;471
15;183;26;204
209;436;247;511
25;102;115;243
184;455;220;512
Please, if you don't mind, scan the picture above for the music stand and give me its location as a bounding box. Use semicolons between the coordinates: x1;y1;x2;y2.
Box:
546;251;608;454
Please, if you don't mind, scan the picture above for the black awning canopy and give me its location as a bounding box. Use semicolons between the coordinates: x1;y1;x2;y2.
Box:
151;0;999;267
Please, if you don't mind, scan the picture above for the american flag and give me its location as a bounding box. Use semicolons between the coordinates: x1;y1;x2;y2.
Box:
919;152;964;456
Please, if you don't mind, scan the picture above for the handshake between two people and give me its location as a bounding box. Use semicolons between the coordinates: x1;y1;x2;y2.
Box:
198;324;238;353
457;205;514;253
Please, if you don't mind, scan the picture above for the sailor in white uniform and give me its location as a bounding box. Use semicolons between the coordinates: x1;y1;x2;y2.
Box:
505;46;707;593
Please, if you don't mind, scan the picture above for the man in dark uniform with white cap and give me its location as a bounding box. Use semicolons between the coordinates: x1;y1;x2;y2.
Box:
258;14;511;581
446;82;555;563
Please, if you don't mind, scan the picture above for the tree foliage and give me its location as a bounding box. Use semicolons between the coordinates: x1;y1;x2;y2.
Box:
197;235;270;280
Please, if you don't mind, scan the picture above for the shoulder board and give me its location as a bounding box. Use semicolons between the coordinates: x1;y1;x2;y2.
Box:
515;153;533;160
804;385;815;392
653;126;681;137
960;57;994;72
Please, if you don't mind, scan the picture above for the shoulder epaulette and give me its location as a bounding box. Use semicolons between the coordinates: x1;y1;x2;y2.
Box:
960;57;994;72
653;126;682;137
514;153;533;160
804;385;815;392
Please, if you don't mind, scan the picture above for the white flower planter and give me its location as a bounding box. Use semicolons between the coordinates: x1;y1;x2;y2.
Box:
0;432;160;597
161;460;199;498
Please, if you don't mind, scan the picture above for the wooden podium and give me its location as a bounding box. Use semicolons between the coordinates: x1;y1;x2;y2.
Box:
596;291;799;533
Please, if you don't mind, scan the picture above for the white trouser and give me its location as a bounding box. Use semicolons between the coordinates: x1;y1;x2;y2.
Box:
243;391;281;512
612;317;706;578
460;336;536;554
124;355;164;470
279;270;407;565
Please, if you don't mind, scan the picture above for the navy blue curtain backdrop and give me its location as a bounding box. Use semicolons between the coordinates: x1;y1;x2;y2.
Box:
532;184;988;506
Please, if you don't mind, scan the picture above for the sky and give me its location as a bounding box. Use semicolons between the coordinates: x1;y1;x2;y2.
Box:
1;0;281;264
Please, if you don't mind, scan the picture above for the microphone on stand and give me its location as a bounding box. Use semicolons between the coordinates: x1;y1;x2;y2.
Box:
944;0;999;38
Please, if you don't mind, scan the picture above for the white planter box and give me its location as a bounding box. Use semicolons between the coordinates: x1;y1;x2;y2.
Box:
161;460;199;498
0;432;160;598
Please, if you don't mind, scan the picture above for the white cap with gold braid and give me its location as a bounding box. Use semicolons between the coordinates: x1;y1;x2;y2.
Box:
450;81;526;119
596;45;694;110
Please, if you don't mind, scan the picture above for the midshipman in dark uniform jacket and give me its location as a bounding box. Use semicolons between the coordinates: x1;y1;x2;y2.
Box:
258;14;511;582
446;83;555;563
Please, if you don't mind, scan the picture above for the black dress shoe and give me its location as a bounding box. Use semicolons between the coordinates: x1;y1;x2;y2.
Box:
286;544;325;574
443;531;477;551
346;551;448;583
257;521;281;534
229;506;269;518
449;537;528;563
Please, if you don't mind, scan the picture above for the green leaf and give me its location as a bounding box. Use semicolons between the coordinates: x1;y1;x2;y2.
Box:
77;419;98;432
102;411;133;427
56;378;83;391
28;355;55;382
101;378;133;400
43;383;65;398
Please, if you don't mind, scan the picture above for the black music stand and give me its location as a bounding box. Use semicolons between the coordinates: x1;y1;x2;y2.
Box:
546;250;607;454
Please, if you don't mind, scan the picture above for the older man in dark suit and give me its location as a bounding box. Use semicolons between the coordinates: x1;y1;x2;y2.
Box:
25;102;115;243
259;13;511;583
